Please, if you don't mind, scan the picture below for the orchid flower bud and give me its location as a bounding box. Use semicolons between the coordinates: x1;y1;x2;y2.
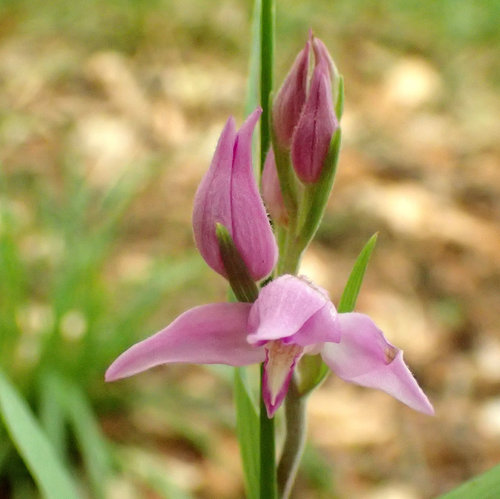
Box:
272;32;340;184
291;60;338;184
192;108;278;281
272;37;311;150
262;148;288;225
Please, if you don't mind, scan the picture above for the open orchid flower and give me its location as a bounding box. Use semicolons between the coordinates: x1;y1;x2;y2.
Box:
106;275;433;418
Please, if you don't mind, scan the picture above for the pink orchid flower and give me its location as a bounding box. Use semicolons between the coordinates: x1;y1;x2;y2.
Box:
106;275;434;418
192;108;278;281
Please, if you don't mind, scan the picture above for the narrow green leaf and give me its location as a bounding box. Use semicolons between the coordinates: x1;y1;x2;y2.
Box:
0;370;80;499
38;374;67;459
438;464;500;498
338;233;378;313
234;367;259;499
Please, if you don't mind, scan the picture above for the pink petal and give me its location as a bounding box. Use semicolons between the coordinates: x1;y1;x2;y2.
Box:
291;63;338;184
262;148;288;225
321;313;434;415
231;108;278;281
262;341;303;417
105;303;263;382
247;275;328;345
312;36;339;85
192;117;236;277
272;37;311;149
282;300;340;346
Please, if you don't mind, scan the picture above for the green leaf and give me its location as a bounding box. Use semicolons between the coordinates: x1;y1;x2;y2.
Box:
234;367;259;499
338;233;378;313
0;370;80;499
38;374;67;459
438;463;500;498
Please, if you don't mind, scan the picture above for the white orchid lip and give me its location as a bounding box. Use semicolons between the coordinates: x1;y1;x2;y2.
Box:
106;274;434;417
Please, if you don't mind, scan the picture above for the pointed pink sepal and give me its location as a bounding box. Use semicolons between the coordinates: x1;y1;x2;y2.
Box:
105;303;264;382
291;62;338;184
321;313;434;415
192;109;278;281
230;110;278;280
272;37;311;150
192;117;235;277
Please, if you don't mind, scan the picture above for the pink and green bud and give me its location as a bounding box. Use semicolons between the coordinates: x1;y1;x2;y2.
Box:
272;37;311;150
291;60;337;184
192;108;278;281
272;33;340;184
262;148;288;225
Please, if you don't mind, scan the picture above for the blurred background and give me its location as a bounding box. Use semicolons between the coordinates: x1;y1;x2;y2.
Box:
1;0;500;497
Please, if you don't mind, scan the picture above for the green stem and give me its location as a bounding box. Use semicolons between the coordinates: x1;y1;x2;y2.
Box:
277;377;307;499
260;0;275;173
260;366;277;499
259;1;277;498
277;233;302;276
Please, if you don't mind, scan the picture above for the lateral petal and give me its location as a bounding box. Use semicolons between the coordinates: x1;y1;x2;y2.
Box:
247;275;328;345
106;303;263;382
321;313;434;415
283;300;341;346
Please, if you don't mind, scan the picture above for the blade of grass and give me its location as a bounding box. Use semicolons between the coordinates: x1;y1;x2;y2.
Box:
38;374;67;459
0;370;80;499
45;372;111;499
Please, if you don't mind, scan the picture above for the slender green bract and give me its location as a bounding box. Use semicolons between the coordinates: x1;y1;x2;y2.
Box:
0;370;80;499
338;233;378;314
